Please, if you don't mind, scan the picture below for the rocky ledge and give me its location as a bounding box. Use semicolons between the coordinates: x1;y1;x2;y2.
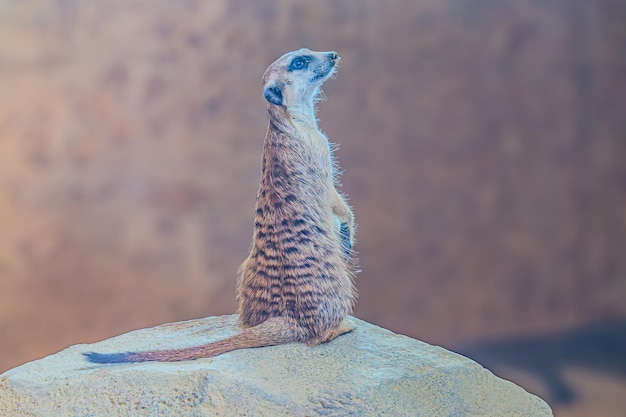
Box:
0;315;552;416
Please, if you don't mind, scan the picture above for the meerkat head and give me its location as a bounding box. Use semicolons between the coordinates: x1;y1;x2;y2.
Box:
262;48;340;112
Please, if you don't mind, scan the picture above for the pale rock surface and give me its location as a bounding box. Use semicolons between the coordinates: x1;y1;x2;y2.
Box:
0;315;552;417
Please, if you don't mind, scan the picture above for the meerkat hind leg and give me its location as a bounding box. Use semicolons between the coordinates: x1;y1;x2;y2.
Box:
307;320;355;346
326;320;355;341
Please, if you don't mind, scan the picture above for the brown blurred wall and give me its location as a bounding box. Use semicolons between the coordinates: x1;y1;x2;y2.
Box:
1;0;625;381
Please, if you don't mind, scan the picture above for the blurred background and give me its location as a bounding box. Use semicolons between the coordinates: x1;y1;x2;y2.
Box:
1;0;625;415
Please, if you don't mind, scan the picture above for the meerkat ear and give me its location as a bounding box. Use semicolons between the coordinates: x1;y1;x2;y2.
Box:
263;83;284;106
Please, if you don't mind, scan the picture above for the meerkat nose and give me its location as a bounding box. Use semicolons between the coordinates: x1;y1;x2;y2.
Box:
328;52;339;62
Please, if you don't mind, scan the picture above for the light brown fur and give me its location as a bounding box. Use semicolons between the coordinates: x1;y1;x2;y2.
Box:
85;49;356;364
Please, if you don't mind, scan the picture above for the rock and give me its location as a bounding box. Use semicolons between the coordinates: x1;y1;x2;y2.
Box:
0;315;552;417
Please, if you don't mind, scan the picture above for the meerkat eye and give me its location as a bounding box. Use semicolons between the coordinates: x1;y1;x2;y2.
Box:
288;56;310;71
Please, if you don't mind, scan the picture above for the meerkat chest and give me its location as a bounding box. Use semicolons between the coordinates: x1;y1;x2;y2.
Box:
293;123;334;177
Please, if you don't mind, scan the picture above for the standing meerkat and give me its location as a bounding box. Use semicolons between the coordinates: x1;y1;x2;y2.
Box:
84;48;357;363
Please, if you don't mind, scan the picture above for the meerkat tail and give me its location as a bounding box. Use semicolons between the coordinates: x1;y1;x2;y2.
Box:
83;317;297;364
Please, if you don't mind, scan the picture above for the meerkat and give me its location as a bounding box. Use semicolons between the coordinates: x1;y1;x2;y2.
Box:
84;48;357;363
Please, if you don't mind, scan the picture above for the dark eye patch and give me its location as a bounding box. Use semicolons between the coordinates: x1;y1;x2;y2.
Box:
288;55;312;71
